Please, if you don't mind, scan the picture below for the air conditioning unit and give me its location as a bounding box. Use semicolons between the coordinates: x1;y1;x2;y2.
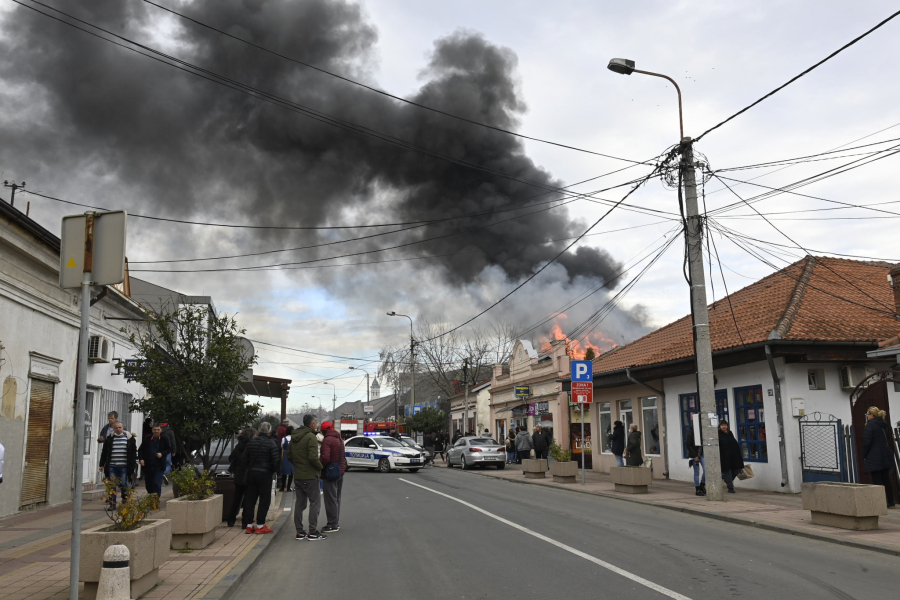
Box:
88;335;111;363
839;365;875;391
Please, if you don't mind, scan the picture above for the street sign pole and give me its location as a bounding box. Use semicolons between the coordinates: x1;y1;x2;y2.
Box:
570;360;594;487
69;214;94;600
581;403;585;485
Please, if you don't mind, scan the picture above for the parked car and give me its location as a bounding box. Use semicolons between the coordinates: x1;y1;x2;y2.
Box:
447;437;506;470
398;437;433;465
344;435;424;473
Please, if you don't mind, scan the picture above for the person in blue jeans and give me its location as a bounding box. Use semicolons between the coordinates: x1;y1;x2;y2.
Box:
685;424;706;496
610;421;625;467
99;422;137;507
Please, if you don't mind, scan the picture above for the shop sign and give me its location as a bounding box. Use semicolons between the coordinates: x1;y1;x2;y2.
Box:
515;385;532;397
535;401;549;414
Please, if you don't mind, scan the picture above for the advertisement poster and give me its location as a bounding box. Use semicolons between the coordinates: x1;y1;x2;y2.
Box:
569;423;592;469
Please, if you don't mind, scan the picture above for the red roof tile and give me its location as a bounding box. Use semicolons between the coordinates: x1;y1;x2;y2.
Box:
593;256;900;374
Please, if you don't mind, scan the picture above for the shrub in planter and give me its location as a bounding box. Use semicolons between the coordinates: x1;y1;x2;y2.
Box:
548;443;577;483
81;480;170;600
167;466;224;549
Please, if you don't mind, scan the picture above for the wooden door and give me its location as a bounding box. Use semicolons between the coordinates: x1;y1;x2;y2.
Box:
21;380;54;508
852;380;899;504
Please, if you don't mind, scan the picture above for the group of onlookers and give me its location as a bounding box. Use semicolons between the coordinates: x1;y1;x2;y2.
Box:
506;425;553;465
226;415;346;540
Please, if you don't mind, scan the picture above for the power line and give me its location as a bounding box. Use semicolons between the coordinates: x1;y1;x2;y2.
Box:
695;8;900;142
716;137;900;172
139;0;647;165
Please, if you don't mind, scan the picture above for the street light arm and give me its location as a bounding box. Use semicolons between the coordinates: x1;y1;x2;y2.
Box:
632;69;683;140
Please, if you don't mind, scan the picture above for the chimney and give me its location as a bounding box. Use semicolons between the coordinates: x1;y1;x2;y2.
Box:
890;266;900;317
492;364;503;379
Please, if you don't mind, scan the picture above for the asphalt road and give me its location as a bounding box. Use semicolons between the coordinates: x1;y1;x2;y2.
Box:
237;466;898;599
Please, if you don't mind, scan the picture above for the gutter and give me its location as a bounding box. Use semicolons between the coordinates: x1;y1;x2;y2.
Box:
765;344;789;488
625;367;669;479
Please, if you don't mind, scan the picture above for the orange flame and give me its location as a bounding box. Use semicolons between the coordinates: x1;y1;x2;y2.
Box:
538;315;618;359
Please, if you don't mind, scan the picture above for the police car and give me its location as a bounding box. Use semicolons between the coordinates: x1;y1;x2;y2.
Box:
344;435;424;473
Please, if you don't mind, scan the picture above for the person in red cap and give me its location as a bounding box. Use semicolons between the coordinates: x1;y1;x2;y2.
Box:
319;421;345;533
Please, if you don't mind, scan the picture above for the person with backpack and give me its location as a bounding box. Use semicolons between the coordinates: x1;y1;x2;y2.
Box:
319;421;345;533
290;414;325;540
240;422;279;534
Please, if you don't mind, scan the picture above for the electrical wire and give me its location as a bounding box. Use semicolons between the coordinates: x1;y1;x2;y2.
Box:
715;136;900;172
138;0;647;165
695;7;900;142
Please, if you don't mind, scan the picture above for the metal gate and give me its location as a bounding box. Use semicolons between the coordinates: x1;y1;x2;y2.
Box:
798;412;848;483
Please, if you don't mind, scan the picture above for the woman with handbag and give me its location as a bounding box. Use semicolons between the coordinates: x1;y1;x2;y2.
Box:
718;421;745;494
624;424;643;466
863;406;897;508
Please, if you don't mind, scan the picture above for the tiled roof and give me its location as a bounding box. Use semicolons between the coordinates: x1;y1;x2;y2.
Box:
593;256;900;374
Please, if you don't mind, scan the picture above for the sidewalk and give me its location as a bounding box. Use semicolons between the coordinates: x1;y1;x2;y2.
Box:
0;487;290;600
431;460;900;556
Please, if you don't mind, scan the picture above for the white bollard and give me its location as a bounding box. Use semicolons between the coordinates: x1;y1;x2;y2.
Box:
96;544;131;600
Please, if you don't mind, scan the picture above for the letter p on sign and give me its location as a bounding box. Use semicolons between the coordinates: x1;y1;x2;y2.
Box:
571;360;593;382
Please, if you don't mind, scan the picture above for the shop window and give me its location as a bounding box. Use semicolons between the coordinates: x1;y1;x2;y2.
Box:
734;385;767;462
679;390;729;458
598;402;611;453
641;397;661;455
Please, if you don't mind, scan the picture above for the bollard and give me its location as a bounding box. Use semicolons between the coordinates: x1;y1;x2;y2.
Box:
96;544;131;600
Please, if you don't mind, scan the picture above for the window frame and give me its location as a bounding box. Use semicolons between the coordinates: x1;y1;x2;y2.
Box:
679;390;729;458
640;396;661;456
733;385;767;463
597;402;612;454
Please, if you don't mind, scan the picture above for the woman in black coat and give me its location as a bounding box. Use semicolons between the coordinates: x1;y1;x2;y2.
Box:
718;421;745;493
624;424;643;466
225;428;255;527
863;406;896;508
610;421;625;466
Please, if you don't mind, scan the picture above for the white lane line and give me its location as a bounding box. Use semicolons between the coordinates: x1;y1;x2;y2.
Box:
399;478;692;600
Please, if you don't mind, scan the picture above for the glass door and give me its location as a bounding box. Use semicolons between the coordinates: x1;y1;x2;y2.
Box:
619;400;633;433
82;390;95;484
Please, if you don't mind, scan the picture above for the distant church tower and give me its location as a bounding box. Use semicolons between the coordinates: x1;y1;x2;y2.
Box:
371;377;381;399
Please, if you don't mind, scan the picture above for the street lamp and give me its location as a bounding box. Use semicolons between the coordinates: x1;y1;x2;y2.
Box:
321;382;336;420
387;311;415;414
349;366;370;413
607;57;722;500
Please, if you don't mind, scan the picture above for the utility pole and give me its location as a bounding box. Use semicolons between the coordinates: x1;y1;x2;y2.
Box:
410;334;416;414
3;180;25;207
682;138;723;501
462;358;470;435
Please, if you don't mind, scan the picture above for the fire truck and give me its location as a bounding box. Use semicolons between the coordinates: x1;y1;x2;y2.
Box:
363;420;409;436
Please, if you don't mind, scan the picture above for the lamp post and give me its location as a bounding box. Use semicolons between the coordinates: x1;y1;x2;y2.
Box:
387;311;415;415
349;366;370;416
607;57;722;501
321;381;337;421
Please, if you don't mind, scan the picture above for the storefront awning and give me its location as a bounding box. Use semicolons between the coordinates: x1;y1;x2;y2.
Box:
494;403;527;414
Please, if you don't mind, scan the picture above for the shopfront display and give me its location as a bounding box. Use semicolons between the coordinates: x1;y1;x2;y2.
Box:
569;404;592;468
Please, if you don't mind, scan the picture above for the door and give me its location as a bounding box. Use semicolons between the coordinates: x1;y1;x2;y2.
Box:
449;438;466;464
82;390;96;484
852;381;898;501
359;438;379;467
344;438;368;467
619;400;633;433
22;380;54;508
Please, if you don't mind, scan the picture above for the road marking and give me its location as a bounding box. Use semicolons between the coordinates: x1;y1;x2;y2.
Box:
399;478;692;600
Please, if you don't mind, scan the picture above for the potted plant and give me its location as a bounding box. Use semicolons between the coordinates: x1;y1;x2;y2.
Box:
167;465;223;549
548;443;577;483
80;479;171;600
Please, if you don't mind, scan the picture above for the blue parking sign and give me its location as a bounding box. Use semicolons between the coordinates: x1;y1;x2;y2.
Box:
571;360;593;382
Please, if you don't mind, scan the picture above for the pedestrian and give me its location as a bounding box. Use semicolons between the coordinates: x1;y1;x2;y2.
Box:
276;419;289;444
97;411;118;444
280;426;294;492
434;431;445;463
226;428;254;527
290;414;326;541
240;422;279;534
532;426;550;465
515;426;533;464
389;427;401;440
161;424;176;485
506;428;517;464
624;424;643;467
452;430;462;445
610;421;625;467
718;421;744;493
99;421;137;508
863;406;896;508
684;424;705;496
316;425;325;494
139;424;170;496
319;421;345;533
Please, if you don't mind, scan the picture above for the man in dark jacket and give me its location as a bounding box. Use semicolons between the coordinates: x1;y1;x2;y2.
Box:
319;421;345;533
139;424;170;496
718;422;744;493
610;421;625;466
226;428;254;527
532;426;551;468
291;415;325;540
863;407;896;508
99;421;137;507
240;422;280;534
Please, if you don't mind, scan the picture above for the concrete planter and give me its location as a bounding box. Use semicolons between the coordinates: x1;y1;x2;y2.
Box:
167;494;224;549
521;459;547;479
550;461;577;484
610;466;651;494
80;518;171;600
801;482;888;530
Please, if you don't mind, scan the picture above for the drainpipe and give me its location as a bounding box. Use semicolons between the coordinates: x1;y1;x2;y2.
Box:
625;367;669;479
764;345;789;488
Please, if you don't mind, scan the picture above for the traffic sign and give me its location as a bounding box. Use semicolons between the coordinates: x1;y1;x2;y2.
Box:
60;211;127;288
412;405;422;414
571;360;593;382
572;381;593;404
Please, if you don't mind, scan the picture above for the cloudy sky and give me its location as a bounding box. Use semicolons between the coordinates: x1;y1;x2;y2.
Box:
2;0;898;412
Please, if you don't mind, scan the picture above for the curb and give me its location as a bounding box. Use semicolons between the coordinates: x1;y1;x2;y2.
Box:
195;491;292;600
456;467;900;558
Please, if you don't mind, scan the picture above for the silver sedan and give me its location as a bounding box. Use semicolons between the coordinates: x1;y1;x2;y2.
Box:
447;437;506;470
